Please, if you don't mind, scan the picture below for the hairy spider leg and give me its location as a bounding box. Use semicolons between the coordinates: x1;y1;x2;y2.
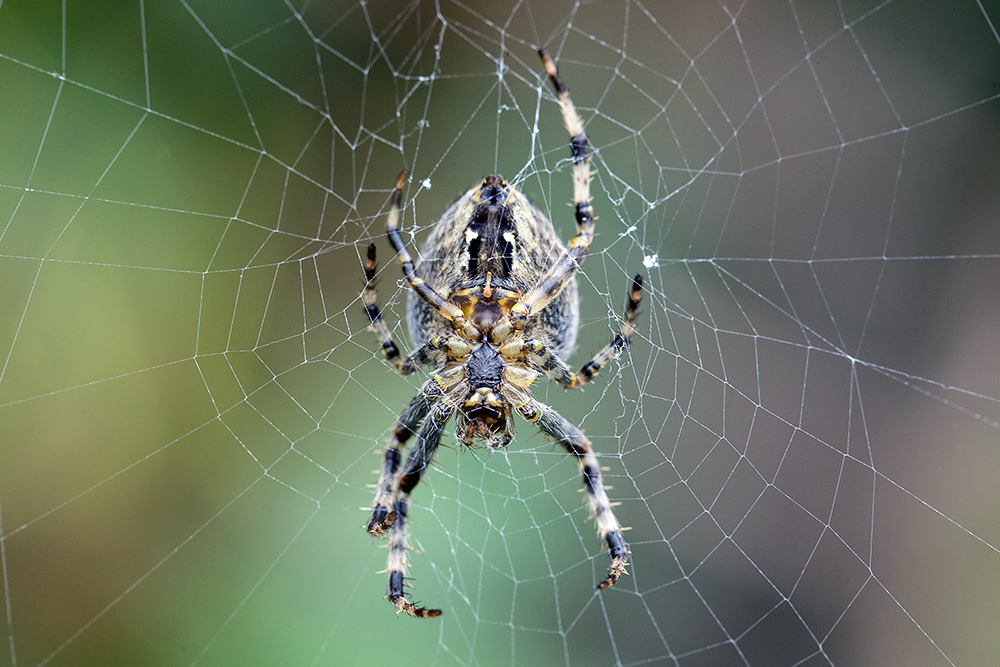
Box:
519;400;629;590
363;243;440;374
529;274;643;389
366;379;440;537
511;49;595;324
384;170;480;342
385;403;454;617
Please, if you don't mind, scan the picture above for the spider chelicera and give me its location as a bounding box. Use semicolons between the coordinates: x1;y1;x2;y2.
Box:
361;49;642;617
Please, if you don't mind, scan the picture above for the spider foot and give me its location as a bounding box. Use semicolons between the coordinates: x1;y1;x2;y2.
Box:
597;555;629;590
597;529;629;590
366;507;395;538
390;594;443;618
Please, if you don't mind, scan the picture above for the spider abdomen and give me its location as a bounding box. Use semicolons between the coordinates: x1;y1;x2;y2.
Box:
408;176;579;359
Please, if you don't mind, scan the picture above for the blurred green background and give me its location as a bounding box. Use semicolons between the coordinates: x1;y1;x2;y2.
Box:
1;0;999;666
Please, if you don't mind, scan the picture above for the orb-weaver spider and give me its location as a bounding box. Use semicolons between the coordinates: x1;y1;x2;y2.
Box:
362;49;641;617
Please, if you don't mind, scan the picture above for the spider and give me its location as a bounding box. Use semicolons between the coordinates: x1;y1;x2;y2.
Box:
361;49;642;618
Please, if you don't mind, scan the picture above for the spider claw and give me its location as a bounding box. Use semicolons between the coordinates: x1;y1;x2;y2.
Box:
366;507;395;537
597;557;629;590
390;594;443;618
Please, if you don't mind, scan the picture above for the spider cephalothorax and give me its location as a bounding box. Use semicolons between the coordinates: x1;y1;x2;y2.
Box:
450;340;515;449
361;49;642;618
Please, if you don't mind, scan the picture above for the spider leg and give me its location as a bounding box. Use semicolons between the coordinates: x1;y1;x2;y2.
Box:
518;400;628;590
367;379;441;537
386;402;454;618
362;243;442;374
384;171;479;341
529;275;643;388
512;50;595;323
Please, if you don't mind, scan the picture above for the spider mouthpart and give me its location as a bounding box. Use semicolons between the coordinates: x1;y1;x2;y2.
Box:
464;387;505;422
456;387;513;450
460;417;512;450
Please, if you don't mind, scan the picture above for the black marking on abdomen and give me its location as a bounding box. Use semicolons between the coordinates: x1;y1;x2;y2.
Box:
466;198;517;279
467;234;482;274
496;232;514;277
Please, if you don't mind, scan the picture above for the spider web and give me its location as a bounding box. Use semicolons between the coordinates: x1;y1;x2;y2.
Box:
1;0;999;665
